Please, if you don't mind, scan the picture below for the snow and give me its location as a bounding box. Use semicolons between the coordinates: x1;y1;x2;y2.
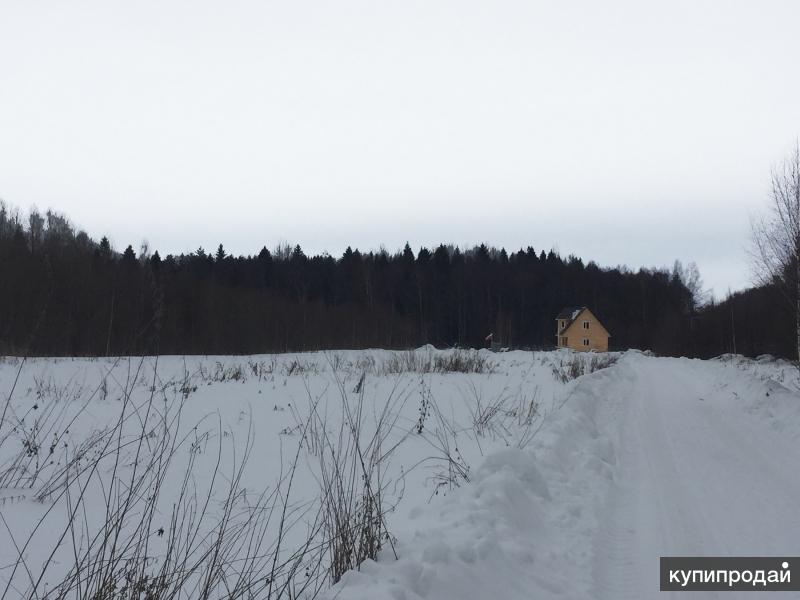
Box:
1;350;799;598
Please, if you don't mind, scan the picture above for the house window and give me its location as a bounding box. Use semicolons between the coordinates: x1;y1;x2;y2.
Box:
583;321;589;329
582;338;589;346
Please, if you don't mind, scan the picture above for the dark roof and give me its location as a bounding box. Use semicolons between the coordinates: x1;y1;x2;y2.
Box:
555;306;586;321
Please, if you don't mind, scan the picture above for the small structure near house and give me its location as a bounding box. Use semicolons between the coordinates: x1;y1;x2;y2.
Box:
484;332;503;352
555;306;610;352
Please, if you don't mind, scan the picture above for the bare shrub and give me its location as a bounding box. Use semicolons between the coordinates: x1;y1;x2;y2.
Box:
461;380;542;450
550;353;619;383
416;384;471;498
305;373;406;584
0;362;106;490
379;349;495;375
433;351;495;374
248;356;278;380
213;361;245;382
0;358;332;600
282;358;319;377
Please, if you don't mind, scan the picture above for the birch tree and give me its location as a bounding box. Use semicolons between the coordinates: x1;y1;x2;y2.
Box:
752;142;800;362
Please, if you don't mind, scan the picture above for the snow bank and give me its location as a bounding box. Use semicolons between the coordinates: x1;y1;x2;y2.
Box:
324;449;565;600
323;366;629;600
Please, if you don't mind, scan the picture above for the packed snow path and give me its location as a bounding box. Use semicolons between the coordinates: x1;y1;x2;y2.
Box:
591;357;800;599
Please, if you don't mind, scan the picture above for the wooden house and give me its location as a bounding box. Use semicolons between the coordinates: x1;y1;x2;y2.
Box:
555;306;610;352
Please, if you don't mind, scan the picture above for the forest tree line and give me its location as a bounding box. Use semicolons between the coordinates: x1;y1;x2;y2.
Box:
0;203;791;358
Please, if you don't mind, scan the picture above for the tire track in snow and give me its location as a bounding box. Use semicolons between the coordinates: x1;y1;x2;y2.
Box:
591;356;800;600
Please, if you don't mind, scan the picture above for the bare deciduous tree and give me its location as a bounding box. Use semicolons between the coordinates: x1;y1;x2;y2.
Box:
752;142;800;362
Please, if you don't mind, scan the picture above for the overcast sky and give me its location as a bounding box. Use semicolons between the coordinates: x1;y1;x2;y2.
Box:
2;0;799;298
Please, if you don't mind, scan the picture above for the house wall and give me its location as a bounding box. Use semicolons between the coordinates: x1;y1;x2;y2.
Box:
557;310;609;352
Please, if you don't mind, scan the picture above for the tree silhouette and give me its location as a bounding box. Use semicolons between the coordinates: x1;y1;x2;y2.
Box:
0;203;776;358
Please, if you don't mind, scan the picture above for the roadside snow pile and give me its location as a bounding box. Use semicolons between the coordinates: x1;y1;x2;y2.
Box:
326;449;565;600
323;365;629;600
713;352;799;389
709;354;800;441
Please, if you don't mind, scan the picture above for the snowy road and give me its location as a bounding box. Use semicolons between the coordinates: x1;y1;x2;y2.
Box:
591;357;800;599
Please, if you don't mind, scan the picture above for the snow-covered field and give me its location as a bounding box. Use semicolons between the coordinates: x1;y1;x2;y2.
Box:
1;349;799;599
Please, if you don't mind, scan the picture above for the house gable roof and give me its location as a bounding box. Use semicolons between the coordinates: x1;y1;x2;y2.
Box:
556;306;587;328
556;306;611;338
556;306;586;321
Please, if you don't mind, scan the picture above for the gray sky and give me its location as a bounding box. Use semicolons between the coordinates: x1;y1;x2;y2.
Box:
2;0;799;298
